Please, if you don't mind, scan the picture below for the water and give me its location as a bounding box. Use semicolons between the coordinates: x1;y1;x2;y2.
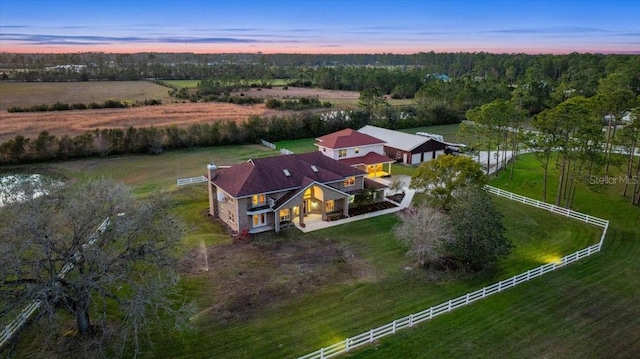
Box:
0;174;53;207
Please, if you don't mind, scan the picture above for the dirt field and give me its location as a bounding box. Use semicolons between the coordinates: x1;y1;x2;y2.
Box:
0;102;274;142
0;81;174;110
181;235;377;323
0;82;370;143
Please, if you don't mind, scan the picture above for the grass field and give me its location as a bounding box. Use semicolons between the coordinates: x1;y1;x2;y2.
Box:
4;139;627;358
0;81;174;110
162;79;290;89
345;154;640;359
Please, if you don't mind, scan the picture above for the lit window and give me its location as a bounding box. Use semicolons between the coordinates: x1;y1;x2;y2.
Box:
338;149;347;158
228;210;235;223
279;209;290;222
355;147;360;154
343;177;355;187
253;213;266;226
325;200;335;212
252;194;265;206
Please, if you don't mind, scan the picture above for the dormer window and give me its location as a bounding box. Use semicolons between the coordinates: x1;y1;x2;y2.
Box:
338;149;347;158
252;194;266;206
344;177;355;187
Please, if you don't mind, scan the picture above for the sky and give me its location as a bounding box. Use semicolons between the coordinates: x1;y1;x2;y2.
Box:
0;0;639;55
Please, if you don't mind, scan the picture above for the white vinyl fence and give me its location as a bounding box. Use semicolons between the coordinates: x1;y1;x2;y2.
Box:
261;139;276;150
280;148;294;155
176;176;207;186
298;186;609;359
0;218;111;350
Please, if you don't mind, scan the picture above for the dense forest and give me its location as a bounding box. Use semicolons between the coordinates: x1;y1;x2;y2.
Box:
1;52;639;181
2;52;639;93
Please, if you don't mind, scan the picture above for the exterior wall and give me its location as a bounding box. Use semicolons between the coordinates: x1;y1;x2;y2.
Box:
214;187;241;233
384;141;447;165
319;144;384;160
385;146;410;164
327;175;365;192
235;197;252;232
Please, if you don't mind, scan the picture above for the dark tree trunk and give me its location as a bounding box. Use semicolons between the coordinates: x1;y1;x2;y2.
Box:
74;293;92;336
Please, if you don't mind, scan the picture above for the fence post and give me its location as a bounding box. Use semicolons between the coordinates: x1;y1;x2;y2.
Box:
429;307;433;319
392;320;396;333
466;293;469;305
482;287;486;298
448;300;452;311
409;314;414;327
369;329;374;343
320;347;325;359
345;338;350;352
498;281;502;292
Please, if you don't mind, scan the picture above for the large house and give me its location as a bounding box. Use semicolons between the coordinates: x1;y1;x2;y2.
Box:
358;125;449;165
207;151;387;234
315;128;395;177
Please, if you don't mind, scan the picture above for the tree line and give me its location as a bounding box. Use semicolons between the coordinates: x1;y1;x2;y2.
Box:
7;98;162;113
462;69;640;205
0;105;453;164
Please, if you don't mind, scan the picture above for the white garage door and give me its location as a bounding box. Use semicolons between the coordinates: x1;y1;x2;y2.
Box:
411;153;421;165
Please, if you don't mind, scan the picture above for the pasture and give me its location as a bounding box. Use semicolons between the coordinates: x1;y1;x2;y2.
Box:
345;154;640;358
3;139;624;358
163;79;291;88
0;81;174;110
234;86;411;107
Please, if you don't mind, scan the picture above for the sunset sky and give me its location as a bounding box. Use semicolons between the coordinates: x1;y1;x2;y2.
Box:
1;0;639;54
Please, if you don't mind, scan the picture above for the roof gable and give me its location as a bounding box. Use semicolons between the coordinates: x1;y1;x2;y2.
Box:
316;128;385;149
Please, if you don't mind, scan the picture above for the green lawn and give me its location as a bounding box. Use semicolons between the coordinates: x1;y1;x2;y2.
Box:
161;79;290;89
162;79;202;88
5;146;630;359
345;154;640;359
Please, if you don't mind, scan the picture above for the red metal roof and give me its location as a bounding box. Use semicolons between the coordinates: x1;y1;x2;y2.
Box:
315;128;385;149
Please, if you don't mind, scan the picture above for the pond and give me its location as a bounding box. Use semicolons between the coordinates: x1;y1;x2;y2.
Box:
0;174;56;206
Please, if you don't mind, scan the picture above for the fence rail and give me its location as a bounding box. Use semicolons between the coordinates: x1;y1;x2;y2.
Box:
298;187;609;359
261;139;276;150
176;176;207;186
0;218;111;350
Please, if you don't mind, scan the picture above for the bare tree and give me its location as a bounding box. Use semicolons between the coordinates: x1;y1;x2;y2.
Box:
394;205;452;267
0;178;189;357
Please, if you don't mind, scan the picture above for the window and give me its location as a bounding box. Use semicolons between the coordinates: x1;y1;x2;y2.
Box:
228;210;235;223
279;209;290;222
338;149;347;158
344;177;355;187
355;147;360;154
253;213;266;227
325;200;335;212
252;194;265;206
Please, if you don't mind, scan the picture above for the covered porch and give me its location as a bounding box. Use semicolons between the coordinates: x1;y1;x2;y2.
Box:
339;152;394;178
273;182;350;232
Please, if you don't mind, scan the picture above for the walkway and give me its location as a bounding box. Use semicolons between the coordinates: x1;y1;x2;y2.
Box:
295;175;415;233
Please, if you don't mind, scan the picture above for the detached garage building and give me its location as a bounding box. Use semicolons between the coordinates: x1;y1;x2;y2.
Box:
358;125;448;165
